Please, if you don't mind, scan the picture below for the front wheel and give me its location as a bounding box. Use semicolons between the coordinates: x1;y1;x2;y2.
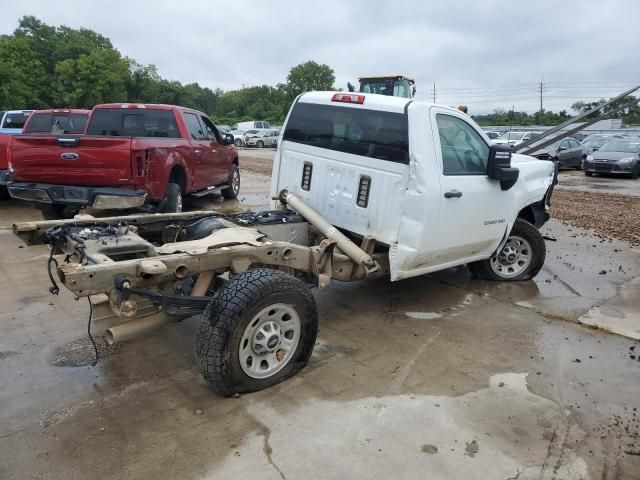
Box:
468;218;546;281
222;164;240;199
195;268;318;396
234;138;243;147
256;140;264;148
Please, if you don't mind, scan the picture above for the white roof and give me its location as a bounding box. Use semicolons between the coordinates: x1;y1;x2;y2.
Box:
299;91;457;115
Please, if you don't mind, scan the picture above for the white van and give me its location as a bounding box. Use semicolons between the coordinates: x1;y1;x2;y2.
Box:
235;120;270;130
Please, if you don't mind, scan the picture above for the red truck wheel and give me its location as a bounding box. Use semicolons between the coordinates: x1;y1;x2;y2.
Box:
160;183;183;213
222;165;240;199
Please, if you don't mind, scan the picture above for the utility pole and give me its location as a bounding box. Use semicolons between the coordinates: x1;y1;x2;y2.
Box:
432;82;436;103
538;76;545;125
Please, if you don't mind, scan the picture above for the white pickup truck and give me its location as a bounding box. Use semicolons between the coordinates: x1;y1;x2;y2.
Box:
13;91;556;396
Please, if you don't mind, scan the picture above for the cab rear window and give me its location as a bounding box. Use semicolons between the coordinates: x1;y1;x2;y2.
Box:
86;109;180;138
283;102;409;164
24;113;88;134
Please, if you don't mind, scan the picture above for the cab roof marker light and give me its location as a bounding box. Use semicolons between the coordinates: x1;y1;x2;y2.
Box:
331;93;365;104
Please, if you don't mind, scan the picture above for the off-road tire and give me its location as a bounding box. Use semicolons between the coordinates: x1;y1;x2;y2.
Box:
468;218;546;281
160;183;182;213
222;164;240;199
195;268;318;396
256;140;264;148
41;205;80;220
585;171;593;177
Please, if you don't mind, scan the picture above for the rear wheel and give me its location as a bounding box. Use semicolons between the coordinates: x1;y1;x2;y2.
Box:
195;268;318;396
222;164;240;199
160;183;183;213
41;205;80;220
468;218;545;281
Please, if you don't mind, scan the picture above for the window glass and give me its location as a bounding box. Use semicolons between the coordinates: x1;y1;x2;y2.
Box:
3;112;30;129
24;113;88;133
436;113;489;174
559;139;570;149
200;115;221;143
184;112;206;140
283;102;409;164
87;109;179;137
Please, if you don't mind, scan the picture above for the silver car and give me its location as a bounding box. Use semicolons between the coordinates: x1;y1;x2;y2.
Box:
246;130;279;148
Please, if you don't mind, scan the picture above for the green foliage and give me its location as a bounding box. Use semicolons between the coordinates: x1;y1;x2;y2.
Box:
285;61;336;99
473;108;572;127
54;49;129;107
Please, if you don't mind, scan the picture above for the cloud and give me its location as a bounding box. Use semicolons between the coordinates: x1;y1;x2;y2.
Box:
2;0;638;113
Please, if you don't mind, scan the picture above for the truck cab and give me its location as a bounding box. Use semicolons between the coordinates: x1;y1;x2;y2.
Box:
271;91;556;281
0;110;34;134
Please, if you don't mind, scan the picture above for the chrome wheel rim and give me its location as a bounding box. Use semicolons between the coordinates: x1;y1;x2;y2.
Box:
490;235;532;278
231;169;240;195
239;303;301;379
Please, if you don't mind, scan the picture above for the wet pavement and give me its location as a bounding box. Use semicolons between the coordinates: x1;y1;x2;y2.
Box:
1;161;640;479
558;170;640;196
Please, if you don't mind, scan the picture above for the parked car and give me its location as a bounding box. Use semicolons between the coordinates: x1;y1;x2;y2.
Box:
531;137;584;169
246;130;279;148
581;134;625;155
583;139;640;178
0;110;34;134
8;104;240;219
1;109;90;199
484;131;502;140
229;129;247;147
235;120;271;130
243;129;261;144
493;131;541;146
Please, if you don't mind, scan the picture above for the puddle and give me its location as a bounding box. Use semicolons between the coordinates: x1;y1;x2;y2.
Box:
51;336;121;367
405;312;443;320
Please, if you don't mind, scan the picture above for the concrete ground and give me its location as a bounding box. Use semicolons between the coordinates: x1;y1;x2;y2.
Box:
1;158;640;480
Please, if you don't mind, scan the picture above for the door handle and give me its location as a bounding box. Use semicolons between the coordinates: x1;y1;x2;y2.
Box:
194;149;202;155
444;190;463;198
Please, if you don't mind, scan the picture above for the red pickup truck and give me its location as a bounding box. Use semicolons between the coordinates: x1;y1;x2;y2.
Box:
8;104;239;218
1;109;89;198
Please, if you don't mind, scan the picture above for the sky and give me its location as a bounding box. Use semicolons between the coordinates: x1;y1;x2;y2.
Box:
2;0;639;114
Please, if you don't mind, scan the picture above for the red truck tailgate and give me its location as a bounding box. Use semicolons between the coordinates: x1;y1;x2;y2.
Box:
11;136;134;186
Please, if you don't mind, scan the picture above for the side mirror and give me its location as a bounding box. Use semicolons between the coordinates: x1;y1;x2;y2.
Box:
487;145;519;191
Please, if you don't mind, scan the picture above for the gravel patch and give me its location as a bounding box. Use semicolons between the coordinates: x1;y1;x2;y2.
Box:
551;189;640;246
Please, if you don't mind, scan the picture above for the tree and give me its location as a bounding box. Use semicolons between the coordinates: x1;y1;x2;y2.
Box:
285;61;335;100
54;49;129;107
0;36;47;109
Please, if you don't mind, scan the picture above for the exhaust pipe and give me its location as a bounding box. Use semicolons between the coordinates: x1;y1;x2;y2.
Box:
106;271;215;344
277;190;377;269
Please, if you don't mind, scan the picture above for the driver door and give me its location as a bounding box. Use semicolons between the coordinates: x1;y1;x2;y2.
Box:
429;108;513;266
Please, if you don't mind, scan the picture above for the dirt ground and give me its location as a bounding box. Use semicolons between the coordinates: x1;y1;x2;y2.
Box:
1;153;640;479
